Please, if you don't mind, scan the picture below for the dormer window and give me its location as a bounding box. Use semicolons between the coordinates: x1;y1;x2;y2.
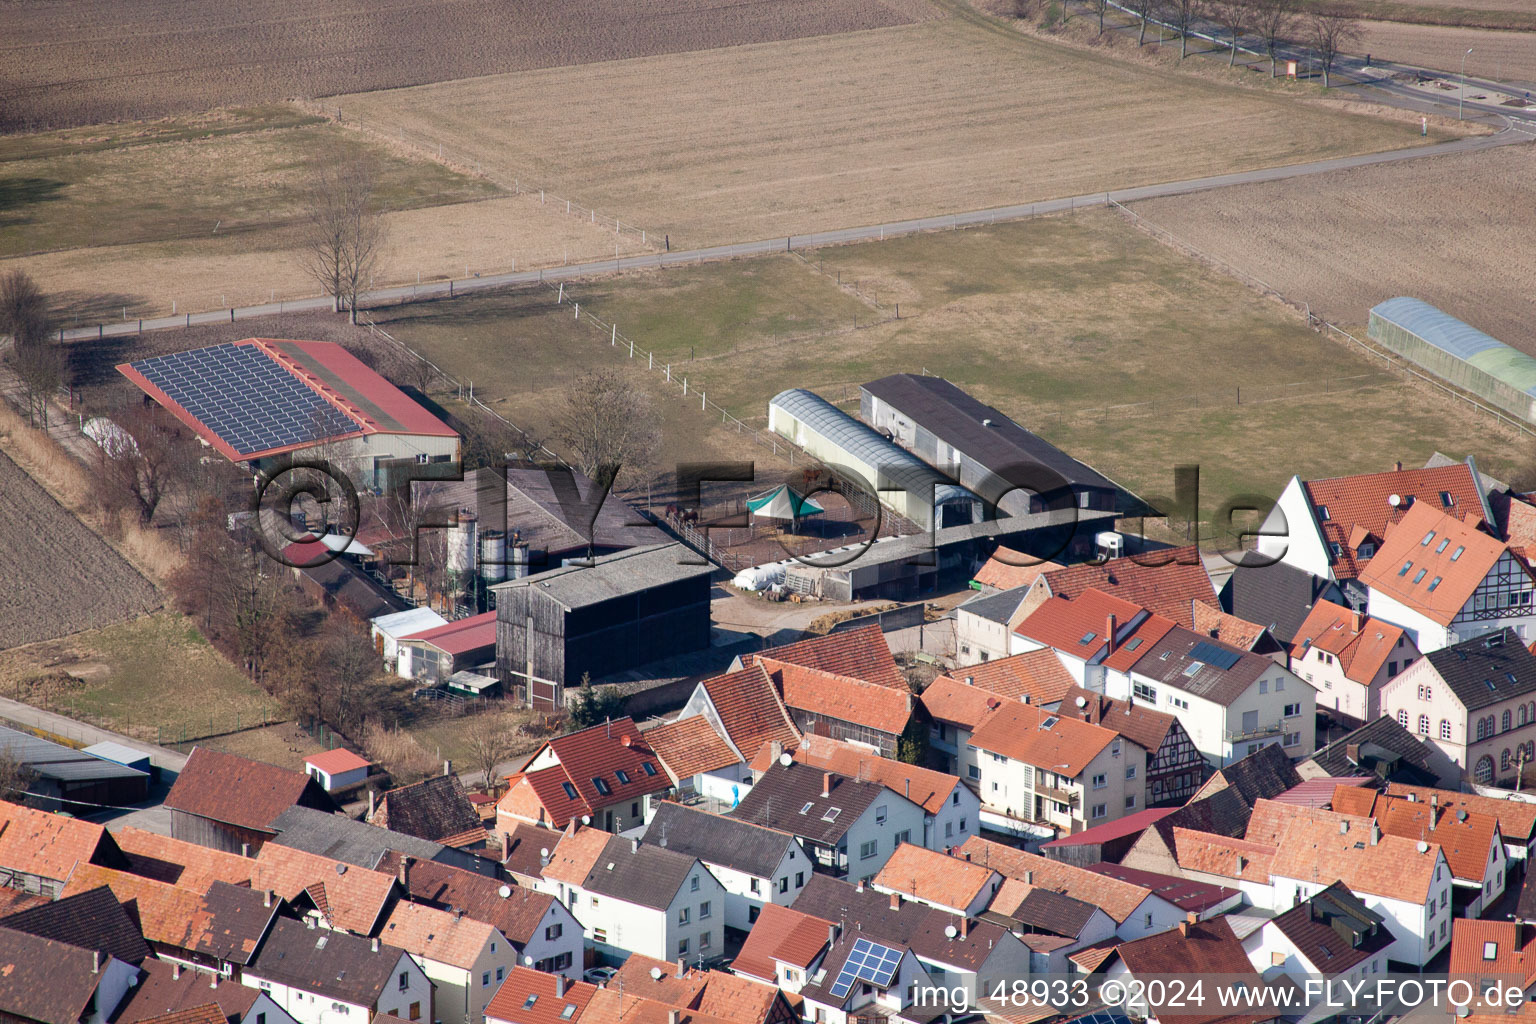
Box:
1442;491;1456;508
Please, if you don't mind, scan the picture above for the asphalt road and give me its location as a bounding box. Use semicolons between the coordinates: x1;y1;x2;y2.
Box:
63;122;1532;343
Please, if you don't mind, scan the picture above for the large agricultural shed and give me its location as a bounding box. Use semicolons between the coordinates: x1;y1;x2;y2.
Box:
0;724;149;810
767;388;981;532
1368;298;1536;426
494;543;713;709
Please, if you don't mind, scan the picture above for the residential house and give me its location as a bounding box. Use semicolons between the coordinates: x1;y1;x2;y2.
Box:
0;926;139;1024
1059;686;1205;807
501;821;559;887
730;761;925;882
1190;601;1288;663
970;548;1059;595
757;658;919;759
666;664;801;803
242;918;432;1024
537;827;728;965
731;903;835;993
1241;883;1395;1009
967;698;1148;837
646;715;752;804
66;865;281;978
1103;917;1274;1024
1296;715;1460;788
872;844;1002;917
958;836;1186;940
378;900;517;1024
115;959;296;1024
483;967;597;1024
788;734;979;852
1360;502;1536;652
164;748;337;855
954;587;1031;666
1086;863;1242;921
1381;628;1536;785
301;748;371;793
1010;545;1217;630
1448;920;1536;1011
374;850;583;977
922;650;1076;778
983;884;1118;975
792;931;929;1024
1291;600;1419;720
397;610;498;683
740;625;907;691
249;842;397;935
1039;808;1180;868
1009;588;1179;694
1221;561;1347;646
1382;782;1536;860
793;873;1032;1010
605;955;799;1024
0;884;151;967
0;798;129;898
370;774;488;849
498;717;671;834
1255;458;1494;609
642;802;810;930
267;805;496;877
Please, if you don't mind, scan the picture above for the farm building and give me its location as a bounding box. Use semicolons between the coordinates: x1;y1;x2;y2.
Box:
0;726;149;811
371;606;448;668
396;610;498;683
767;387;981;532
118;338;460;483
493;543;712;708
164;747;337;854
1368;298;1536;427
303;748;372;792
281;536;410;622
861;374;1138;517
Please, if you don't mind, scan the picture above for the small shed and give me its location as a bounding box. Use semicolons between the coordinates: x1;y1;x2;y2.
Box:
81;741;156;783
303;748;373;792
398;611;498;682
371;607;448;666
445;669;500;699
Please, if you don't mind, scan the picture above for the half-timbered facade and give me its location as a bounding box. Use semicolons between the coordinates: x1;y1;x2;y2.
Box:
1059;688;1205;807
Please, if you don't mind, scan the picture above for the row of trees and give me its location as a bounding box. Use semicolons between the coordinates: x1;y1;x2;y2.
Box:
1022;0;1362;87
0;270;65;427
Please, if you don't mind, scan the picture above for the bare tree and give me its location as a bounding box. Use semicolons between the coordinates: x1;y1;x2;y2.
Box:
1124;0;1157;45
464;714;514;795
0;270;62;427
93;401;192;526
1251;0;1299;77
296;159;387;325
0;746;38;805
552;369;661;483
1157;0;1205;58
1086;0;1112;34
1208;0;1251;66
320;619;381;729
1308;11;1360;87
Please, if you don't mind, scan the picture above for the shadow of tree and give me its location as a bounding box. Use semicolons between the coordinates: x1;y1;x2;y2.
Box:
0;177;67;224
50;289;154;327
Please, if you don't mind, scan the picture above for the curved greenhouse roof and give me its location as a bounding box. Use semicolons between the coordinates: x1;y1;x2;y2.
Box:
770;388;976;506
1372;297;1536;396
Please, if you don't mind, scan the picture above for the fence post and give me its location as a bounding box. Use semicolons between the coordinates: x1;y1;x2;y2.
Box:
612;324;616;345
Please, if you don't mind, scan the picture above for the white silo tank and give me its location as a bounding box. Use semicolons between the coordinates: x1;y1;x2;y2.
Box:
480;530;507;582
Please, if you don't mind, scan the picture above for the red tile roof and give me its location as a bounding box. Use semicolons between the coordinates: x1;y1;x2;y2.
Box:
732;903;834;982
0;800;116;883
402;610;497;655
1059;687;1176;756
250;843;395;934
1384;783;1536;842
919;674;1010;729
933;648;1078;706
1067;939;1120;973
1170;828;1277;884
960;836;1153;924
513;718;672;829
1376;797;1499;883
790;734;963;816
768;659;914;737
1267;812;1441;902
698;665;801;760
873;845;998;912
972;548;1061;591
304;748;372;776
1038;546;1215;627
646;716;742;780
164;747;328;835
1191;601;1272;652
1358;502;1517;627
1272;777;1373;808
1114;918;1271;1024
1301;463;1485;580
1040;807;1177;848
746;625;904;690
1291;600;1408;683
968;700;1118;777
485;966;598;1024
1015;589;1145;658
1449;919;1536;988
112;828;254;891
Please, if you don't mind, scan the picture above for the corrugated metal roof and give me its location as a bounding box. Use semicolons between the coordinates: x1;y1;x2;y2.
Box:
1372;297;1536;396
0;727;147;783
769;388;976;507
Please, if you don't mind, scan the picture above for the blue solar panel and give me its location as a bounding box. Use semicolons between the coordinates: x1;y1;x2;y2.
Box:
130;343;360;457
1188;640;1241;671
828;938;902;999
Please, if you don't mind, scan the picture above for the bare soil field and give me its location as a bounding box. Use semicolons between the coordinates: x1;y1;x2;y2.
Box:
1303;0;1536;32
0;0;938;130
330;16;1437;248
1351;21;1536;81
1128;145;1536;354
0;450;160;651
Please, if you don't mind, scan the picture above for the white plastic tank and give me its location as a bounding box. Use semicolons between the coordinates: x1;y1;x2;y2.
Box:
479;530;507;582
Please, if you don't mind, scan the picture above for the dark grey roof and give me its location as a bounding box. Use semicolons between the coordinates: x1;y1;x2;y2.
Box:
643;802;799;878
1221;562;1344;644
792;874;1010;970
0;884;151;965
0;926;112;1023
956;587;1029;625
268;805;497;877
1424;628;1536;712
0;724;150;784
730;762;884;845
1127;626;1272;706
860;375;1135;509
579;836;703;911
197;881;280;966
1305;715;1444;783
377;775;484;845
1270;881;1394;975
490;543;711;609
248;917;404;1005
1210;743;1303;806
1010;887;1097;938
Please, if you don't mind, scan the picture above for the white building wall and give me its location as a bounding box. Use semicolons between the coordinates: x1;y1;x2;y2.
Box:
926;784;981;850
843;797;929;880
246;953;431;1024
956;612;1011;666
1114;895;1187;941
704;840;810;931
1258;477;1333;581
547;864;729;964
1270;854;1452;967
520;900;583;980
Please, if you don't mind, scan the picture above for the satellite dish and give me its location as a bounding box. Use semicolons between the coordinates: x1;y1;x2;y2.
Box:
1417;840;1429;853
1074;696;1088;709
779;752;793;767
650;967;664;981
524;955;535;966
945;925;958;939
1389;494;1402;507
498;885;512;899
582;815;591;825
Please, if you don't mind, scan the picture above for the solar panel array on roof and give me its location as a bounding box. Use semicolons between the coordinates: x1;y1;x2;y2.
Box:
829;937;902;998
1187;640;1241;671
130;343;361;456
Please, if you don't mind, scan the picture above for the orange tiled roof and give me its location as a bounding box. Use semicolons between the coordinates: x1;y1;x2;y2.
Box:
379;900;497;969
1328;785;1379;818
1384;783;1536;842
304;748;371;776
540;826;611;887
919;675;1010;729
135;1005;227;1024
64;865;211;954
1291;600;1407;684
250;843;395;934
580;990;740;1024
1357;502;1515;627
113;827;255;891
1170;828;1276;883
959;836;1152;924
1060;687;1175;757
485;966;598;1024
1267;813;1441;902
699;665;801;760
1301;463;1485;580
1243;798;1352;847
790;735;963;816
1067;939;1120;973
934;648;1077;706
1449;919;1536;988
0;799;113;883
1376;798;1499;883
873;845;997;912
747;625;904;690
973;548;1061;591
968;700;1118;777
732;903;833;982
1191;601;1271;651
646;716;741;780
768;659;914;737
1039;546;1215;627
607;958;782;1024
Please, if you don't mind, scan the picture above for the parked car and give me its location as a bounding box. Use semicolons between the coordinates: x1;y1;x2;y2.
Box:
583;967;618;986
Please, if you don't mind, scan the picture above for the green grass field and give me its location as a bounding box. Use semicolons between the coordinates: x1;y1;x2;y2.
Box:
375;209;1530;528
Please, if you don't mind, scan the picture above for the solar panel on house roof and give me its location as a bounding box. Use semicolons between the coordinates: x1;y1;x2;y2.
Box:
129;343;361;457
1187;640;1241;671
828;938;902;999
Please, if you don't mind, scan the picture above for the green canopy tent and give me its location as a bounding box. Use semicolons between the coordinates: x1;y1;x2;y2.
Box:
746;484;825;531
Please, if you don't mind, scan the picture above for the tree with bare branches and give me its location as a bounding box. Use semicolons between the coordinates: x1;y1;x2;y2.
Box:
552;369;661;484
1124;0;1157;45
92;401;195;526
464;714;515;796
1308;11;1360;87
1251;0;1299;76
1157;0;1205;58
0;270;62;427
1085;0;1112;34
1208;0;1251;66
0;746;38;805
296;159;387;325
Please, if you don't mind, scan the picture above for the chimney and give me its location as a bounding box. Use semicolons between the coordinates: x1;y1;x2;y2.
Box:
1432;793;1440;815
1345;743;1361;765
1025;870;1033;884
240;842;250;859
1178;919;1190;938
905;779;911;799
669;1012;681;1024
1394;460;1403;472
1105;614;1117;655
557;974;568;997
399;856;413;891
770;740;784;763
1339;820;1350;835
890;892;901;911
264;889;273;908
959;917;969;939
1187;912;1198;926
368;790;376;819
443;759;452;776
822;772;832;798
371;937;381;952
676;958;686;978
607;717;612;738
1430;808;1437;832
631;837;640;853
1370;821;1381;846
172;963;182;981
964;676;974;686
210;972;218;990
1351;610;1362;633
85;951;99;977
856;879;865;893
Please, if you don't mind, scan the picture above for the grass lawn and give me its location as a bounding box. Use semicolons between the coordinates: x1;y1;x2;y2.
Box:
0;612;280;745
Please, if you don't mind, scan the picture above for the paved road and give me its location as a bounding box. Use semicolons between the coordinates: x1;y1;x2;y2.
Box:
0;696;188;772
62;123;1532;343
